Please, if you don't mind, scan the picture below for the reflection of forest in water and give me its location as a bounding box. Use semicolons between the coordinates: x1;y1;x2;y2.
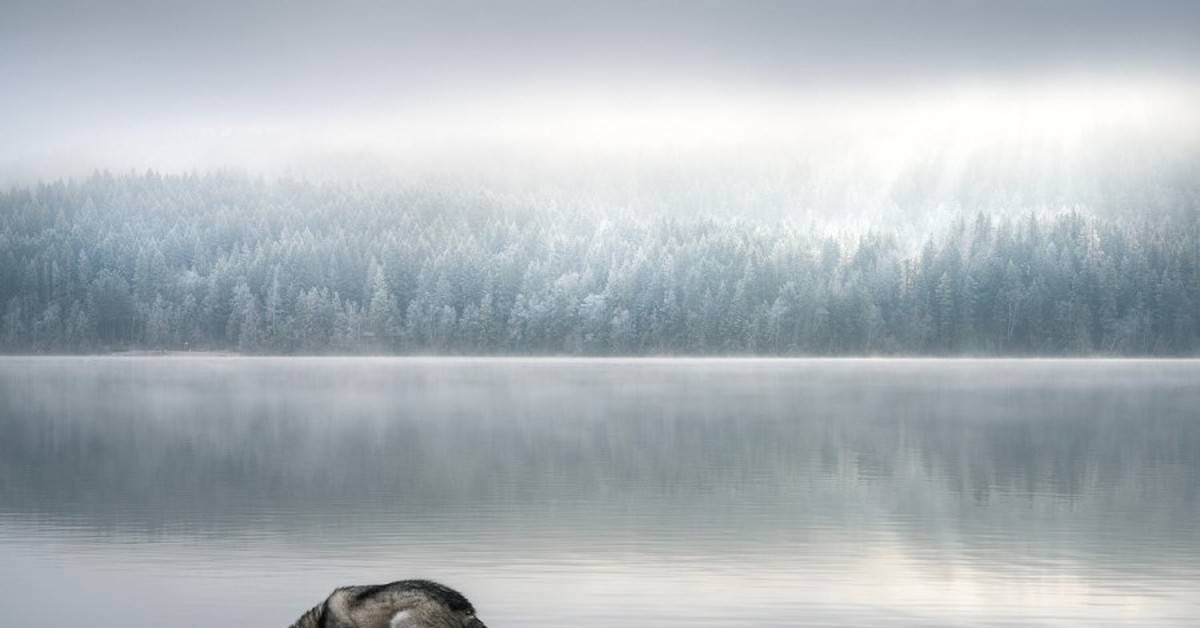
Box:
2;358;1197;573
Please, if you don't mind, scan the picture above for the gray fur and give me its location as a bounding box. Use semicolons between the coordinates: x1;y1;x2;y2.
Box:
289;580;485;628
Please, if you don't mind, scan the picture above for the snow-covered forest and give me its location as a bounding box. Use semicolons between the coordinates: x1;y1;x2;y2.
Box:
2;171;1197;355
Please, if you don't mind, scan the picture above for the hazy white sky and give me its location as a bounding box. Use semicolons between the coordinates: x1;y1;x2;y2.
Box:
3;0;1199;180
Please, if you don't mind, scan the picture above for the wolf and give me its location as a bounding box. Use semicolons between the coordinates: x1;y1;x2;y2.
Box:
289;579;487;628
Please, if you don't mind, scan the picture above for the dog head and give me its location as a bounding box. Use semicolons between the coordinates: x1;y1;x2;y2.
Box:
295;579;486;628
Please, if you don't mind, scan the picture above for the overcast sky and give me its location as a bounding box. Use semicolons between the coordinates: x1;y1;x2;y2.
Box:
3;0;1199;179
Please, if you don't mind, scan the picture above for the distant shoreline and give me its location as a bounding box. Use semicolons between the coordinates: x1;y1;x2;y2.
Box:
2;352;1196;361
105;349;241;357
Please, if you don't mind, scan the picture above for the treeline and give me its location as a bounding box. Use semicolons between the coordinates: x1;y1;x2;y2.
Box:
1;172;1197;355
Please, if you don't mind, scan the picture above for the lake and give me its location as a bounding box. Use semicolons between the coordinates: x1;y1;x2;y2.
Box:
1;357;1198;626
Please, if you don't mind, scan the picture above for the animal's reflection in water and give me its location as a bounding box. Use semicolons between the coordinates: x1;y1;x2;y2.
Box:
290;580;486;628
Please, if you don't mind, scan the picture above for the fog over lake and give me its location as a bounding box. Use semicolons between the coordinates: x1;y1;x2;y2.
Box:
1;357;1197;626
4;1;1200;625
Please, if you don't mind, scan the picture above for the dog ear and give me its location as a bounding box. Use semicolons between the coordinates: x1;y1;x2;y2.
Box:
319;589;359;628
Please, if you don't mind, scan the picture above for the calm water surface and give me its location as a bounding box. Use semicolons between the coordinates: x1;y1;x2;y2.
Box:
1;357;1198;626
